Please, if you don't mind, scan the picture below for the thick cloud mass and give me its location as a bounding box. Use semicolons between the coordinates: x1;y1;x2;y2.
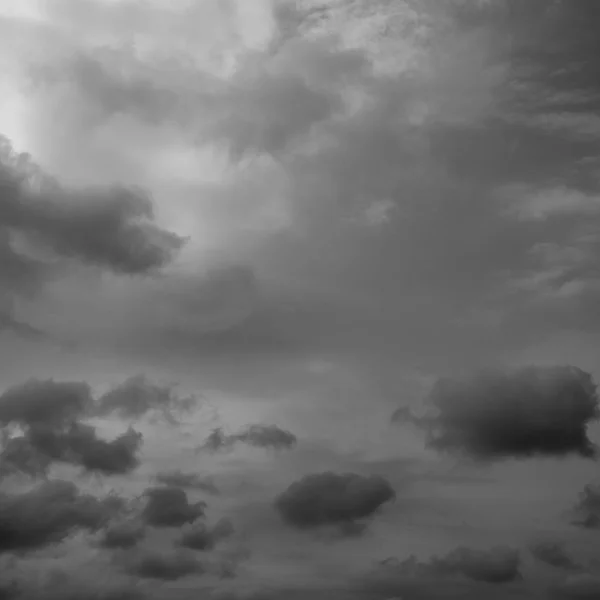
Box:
0;135;184;275
0;480;115;554
94;375;198;423
154;470;219;494
177;518;234;551
200;424;297;453
274;471;395;529
141;486;206;527
397;366;599;459
5;422;143;476
529;540;578;570
98;518;146;549
571;483;600;529
120;548;204;580
0;379;92;428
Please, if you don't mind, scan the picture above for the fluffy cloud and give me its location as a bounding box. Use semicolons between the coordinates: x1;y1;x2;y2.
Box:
529;540;579;570
0;379;92;428
3;422;143;476
177;518;234;551
0;479;116;554
0;134;184;275
199;424;297;453
141;486;206;528
570;483;600;529
93;375;198;424
154;470;219;495
395;365;599;460
118;547;204;581
97;517;146;549
274;471;395;529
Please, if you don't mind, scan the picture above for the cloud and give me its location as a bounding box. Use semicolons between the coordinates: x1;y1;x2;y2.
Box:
529;540;579;570
570;483;600;529
118;547;204;581
274;471;395;529
93;375;198;424
177;518;234;551
97;517;146;549
554;573;600;600
6;421;143;476
395;365;600;460
0;434;52;478
0;134;185;275
0;479;115;554
154;470;219;495
141;486;206;528
0;379;92;428
199;424;297;453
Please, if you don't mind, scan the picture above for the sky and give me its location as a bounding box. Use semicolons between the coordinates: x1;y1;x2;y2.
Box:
1;0;600;598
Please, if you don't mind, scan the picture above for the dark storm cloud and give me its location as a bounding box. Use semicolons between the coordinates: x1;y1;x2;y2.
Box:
274;471;395;529
368;546;522;589
554;573;600;600
529;540;579;570
154;470;219;495
0;134;184;275
141;486;206;528
97;517;146;549
93;375;198;424
7;422;143;476
0;435;52;478
395;365;599;460
177;518;234;552
119;548;204;580
0;479;115;554
0;379;92;428
570;483;600;529
199;424;297;453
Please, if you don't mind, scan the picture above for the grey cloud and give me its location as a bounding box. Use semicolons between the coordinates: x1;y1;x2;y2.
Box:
529;540;579;570
395;365;600;460
274;471;395;530
118;547;204;581
0;435;52;478
177;518;234;552
14;422;143;476
154;470;219;495
141;486;206;528
0;379;92;428
97;517;146;549
0;134;184;276
200;424;297;453
94;375;198;424
570;483;600;529
0;479;115;554
554;573;600;600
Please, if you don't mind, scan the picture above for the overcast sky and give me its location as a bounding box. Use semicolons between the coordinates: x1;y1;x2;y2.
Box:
1;1;600;599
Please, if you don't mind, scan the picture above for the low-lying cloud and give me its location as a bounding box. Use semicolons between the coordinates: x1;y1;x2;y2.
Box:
177;518;234;551
141;486;206;528
199;424;297;453
0;479;117;554
570;483;600;529
154;470;219;494
274;471;395;530
395;365;599;460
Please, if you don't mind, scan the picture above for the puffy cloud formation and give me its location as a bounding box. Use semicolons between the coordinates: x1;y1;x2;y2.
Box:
395;366;599;460
274;471;395;529
154;470;219;495
529;540;579;570
97;517;146;549
375;548;522;584
0;479;116;554
0;379;93;428
94;375;198;424
141;486;206;528
0;134;184;276
570;483;600;529
199;424;297;453
119;548;204;580
177;518;234;551
3;422;143;476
